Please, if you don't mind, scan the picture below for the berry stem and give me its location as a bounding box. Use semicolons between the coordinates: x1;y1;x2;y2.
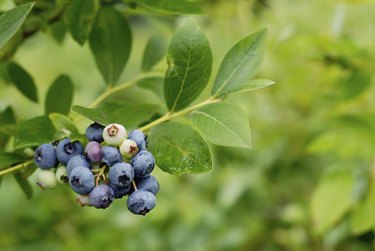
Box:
0;159;34;177
132;180;138;191
139;97;221;132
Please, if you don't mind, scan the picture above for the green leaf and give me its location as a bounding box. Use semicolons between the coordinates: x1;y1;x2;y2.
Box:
89;7;132;85
350;179;375;235
216;79;275;98
141;34;168;72
14;116;56;150
49;113;79;137
190;102;252;148
72;102;158;129
147;122;212;175
14;172;33;200
132;0;204;15
311;169;354;235
0;152;27;170
64;0;99;45
49;20;67;44
0;106;16;148
137;77;164;99
0;3;34;49
8;62;38;102
45;75;74;115
164;19;212;112
212;29;267;98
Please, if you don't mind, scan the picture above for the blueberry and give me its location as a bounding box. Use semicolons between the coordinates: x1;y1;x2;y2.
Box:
110;183;131;198
102;123;127;146
55;166;68;184
85;141;102;163
69;166;95;195
128;130;147;150
127;190;156;215
36;169;57;190
101;146;122;166
66;155;90;178
89;184;114;209
56;138;84;165
120;139;139;158
108;162;134;187
135;175;159;195
131;150;155;178
34;143;57;169
86;122;105;143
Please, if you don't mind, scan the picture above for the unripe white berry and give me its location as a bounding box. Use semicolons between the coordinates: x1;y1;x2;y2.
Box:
120;139;139;158
37;169;57;190
102;123;127;146
55;166;68;184
76;195;92;207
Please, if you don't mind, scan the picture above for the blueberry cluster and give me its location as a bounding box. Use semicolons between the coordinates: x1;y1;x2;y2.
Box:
34;122;159;215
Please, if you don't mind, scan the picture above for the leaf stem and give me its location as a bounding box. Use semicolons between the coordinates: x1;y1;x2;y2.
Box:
139;98;221;132
0;159;34;177
89;72;164;108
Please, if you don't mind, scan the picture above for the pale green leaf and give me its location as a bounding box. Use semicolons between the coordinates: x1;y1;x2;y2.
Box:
164;19;212;111
190;102;251;148
147;122;212;175
212;29;267;98
132;0;204;15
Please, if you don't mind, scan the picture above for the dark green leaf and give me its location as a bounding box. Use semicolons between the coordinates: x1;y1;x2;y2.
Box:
216;79;275;98
190;102;252;148
148;122;212;175
14;116;56;150
212;29;267;98
132;0;203;15
137;77;164;99
0;3;34;49
64;0;99;45
0;151;27;170
8;62;38;102
45;75;74;115
72;102;159;129
0;106;16;148
89;7;132;85
14;172;33;199
22;162;37;179
338;70;372;100
141;34;168;72
164;19;212;112
49;20;67;44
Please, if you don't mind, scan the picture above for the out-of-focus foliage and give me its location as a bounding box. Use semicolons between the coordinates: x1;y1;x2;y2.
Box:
0;0;375;250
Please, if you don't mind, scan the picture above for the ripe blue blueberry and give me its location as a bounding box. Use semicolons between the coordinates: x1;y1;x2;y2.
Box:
66;155;90;178
56;138;84;165
34;143;57;169
101;146;122;166
85;141;102;163
108;162;134;187
89;184;115;209
69;166;95;195
131;150;155;178
127;190;156;215
86;122;105;143
110;183;131;198
136;175;159;195
128;130;147;150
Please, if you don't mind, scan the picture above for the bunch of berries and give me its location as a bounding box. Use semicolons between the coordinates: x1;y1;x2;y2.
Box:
33;122;158;216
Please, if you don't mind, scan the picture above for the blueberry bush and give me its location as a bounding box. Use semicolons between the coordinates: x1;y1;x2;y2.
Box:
1;0;375;250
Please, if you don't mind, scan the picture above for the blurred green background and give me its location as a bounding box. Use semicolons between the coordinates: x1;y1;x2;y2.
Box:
1;0;375;250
